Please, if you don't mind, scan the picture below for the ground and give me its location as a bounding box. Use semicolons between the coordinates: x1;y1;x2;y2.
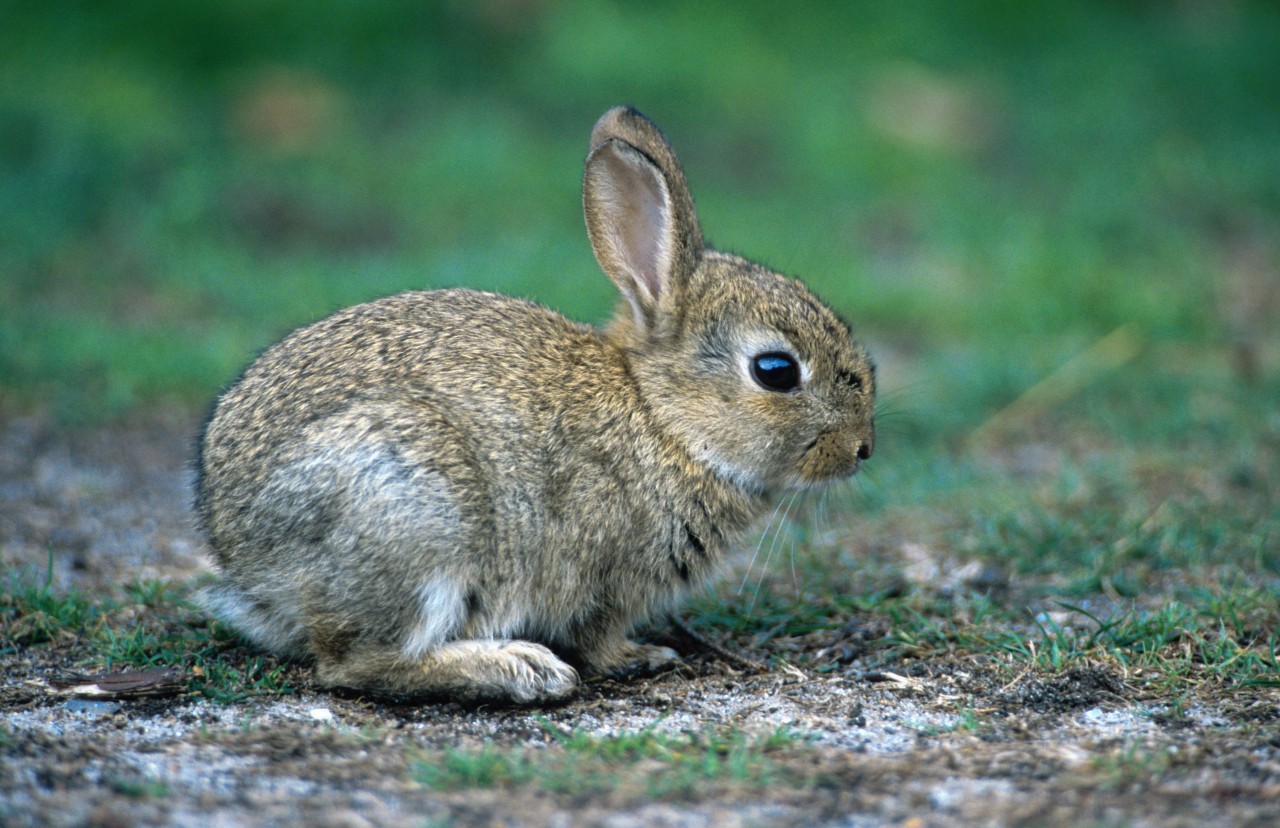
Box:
2;410;1277;827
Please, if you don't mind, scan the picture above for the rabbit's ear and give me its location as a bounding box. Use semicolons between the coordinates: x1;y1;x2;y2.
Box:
584;107;703;331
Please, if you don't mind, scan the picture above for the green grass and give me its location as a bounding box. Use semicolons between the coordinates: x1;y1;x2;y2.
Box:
907;704;985;738
680;580;1279;694
411;723;805;796
1;550;103;651
1;561;295;702
2;2;1278;423
678;424;1279;691
1088;742;1178;793
107;778;171;800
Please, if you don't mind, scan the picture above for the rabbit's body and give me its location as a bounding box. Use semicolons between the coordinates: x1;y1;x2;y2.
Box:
197;108;875;703
199;287;760;698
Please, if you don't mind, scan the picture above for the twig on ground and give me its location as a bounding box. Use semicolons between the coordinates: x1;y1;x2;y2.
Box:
47;666;185;699
669;616;770;674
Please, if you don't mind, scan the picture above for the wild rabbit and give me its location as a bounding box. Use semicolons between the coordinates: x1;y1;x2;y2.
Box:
196;106;875;704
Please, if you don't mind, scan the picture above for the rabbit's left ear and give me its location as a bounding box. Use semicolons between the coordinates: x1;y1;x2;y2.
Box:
584;107;703;331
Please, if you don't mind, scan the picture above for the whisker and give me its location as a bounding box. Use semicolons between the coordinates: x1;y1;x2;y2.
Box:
738;493;790;597
875;381;928;407
778;501;798;593
786;495;804;592
823;478;859;532
748;490;799;615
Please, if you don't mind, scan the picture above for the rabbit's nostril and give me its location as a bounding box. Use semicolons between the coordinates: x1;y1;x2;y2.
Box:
857;441;872;460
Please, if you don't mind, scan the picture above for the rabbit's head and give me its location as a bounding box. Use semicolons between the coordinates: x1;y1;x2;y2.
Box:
585;107;875;495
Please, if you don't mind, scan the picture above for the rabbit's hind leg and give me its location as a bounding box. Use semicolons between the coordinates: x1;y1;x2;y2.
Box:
582;638;680;680
562;617;680;679
307;573;579;704
314;639;579;704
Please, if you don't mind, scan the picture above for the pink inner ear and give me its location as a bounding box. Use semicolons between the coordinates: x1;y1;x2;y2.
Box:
600;145;672;304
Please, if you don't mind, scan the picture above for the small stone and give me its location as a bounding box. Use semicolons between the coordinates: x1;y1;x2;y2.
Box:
63;699;121;717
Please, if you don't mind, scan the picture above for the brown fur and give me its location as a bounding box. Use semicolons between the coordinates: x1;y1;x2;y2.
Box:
195;107;876;704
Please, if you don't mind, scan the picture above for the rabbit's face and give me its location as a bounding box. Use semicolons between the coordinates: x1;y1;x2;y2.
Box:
635;253;876;494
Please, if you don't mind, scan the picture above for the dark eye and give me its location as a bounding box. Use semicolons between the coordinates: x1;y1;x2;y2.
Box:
751;352;801;392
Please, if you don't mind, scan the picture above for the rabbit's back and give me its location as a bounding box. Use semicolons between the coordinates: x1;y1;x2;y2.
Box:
203;288;597;454
198;288;607;548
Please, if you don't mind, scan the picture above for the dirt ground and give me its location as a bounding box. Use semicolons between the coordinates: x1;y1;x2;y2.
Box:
2;409;1278;827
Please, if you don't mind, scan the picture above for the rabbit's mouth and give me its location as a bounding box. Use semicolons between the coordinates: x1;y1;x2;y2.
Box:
791;430;872;487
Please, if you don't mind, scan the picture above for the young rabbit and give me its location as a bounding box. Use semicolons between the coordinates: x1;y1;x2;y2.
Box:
196;106;876;704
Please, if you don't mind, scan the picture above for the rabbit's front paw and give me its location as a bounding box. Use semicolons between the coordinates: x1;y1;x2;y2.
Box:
492;641;581;703
421;639;580;705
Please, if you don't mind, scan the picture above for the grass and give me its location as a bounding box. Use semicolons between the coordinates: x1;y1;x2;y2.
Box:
907;704;985;738
1;559;295;703
676;425;1279;693
1088;742;1178;793
411;723;805;797
683;586;1279;693
1;551;102;651
107;778;171;800
2;2;1278;423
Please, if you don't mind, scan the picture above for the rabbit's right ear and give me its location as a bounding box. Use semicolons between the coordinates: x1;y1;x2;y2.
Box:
584;107;704;332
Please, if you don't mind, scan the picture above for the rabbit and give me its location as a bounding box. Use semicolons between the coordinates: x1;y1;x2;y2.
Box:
195;106;876;704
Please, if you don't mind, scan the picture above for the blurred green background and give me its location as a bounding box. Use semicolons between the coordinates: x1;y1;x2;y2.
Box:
2;0;1277;461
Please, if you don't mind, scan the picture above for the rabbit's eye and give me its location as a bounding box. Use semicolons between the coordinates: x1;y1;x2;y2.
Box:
751;352;800;392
